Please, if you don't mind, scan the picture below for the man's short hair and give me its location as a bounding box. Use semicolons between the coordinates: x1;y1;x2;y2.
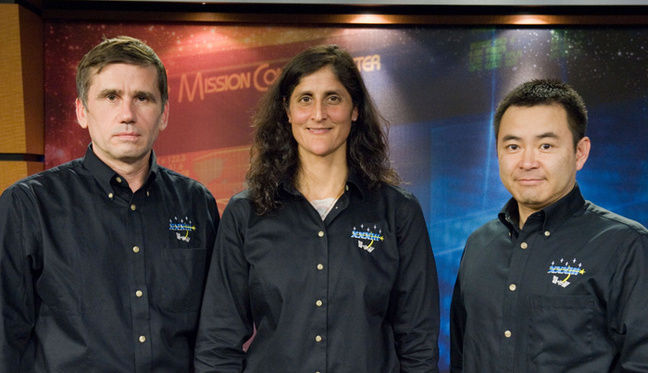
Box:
76;36;168;108
493;79;588;147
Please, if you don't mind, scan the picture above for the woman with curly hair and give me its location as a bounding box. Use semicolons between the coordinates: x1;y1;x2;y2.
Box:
195;45;440;372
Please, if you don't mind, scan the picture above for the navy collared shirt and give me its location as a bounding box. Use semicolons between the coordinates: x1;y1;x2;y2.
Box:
451;185;648;372
0;146;220;372
194;171;439;372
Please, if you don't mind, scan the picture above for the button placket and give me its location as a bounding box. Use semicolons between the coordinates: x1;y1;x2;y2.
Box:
313;224;328;363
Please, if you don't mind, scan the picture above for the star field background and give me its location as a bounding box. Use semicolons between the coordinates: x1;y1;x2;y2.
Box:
45;22;648;371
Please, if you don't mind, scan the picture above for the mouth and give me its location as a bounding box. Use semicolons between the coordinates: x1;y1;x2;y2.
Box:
516;178;544;186
114;133;141;141
307;127;332;134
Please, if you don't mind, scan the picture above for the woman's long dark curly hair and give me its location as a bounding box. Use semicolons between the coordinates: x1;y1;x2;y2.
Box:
247;45;400;215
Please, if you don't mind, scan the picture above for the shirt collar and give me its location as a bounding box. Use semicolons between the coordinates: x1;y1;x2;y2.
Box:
279;167;365;201
82;144;159;195
499;183;586;233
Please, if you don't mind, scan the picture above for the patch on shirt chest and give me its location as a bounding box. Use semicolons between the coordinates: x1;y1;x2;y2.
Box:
547;257;586;288
169;216;196;243
350;223;384;253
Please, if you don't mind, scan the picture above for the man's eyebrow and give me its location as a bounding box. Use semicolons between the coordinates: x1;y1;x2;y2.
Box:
536;131;559;140
500;132;559;142
133;91;157;102
500;134;521;142
97;89;121;98
96;89;157;102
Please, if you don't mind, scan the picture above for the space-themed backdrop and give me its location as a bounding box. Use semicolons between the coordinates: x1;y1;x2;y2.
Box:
44;21;648;371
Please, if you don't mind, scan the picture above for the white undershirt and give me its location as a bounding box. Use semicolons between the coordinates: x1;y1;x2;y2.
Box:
310;197;338;220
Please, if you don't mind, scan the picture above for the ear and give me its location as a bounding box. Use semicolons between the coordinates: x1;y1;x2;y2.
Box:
76;98;88;129
158;102;170;132
575;136;590;171
285;100;292;124
351;106;358;122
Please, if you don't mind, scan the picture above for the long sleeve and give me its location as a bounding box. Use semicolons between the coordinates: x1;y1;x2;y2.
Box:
608;233;648;371
390;195;440;372
195;198;253;372
449;261;466;373
0;186;38;372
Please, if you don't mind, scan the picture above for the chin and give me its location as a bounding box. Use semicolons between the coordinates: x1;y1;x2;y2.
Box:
513;192;541;205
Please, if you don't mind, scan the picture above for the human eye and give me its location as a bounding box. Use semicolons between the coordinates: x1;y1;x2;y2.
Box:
134;92;156;103
297;95;312;104
506;144;520;151
327;95;342;104
540;143;553;151
100;90;120;102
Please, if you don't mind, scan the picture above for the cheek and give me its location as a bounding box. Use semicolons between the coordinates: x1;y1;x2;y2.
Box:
329;108;354;126
498;157;518;177
289;108;310;125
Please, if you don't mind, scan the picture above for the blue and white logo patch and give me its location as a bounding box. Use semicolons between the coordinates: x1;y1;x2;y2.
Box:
351;224;384;253
169;216;196;243
547;257;586;288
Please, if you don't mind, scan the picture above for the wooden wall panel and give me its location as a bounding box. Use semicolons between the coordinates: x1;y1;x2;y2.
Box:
0;4;26;154
0;161;44;192
18;5;44;155
0;4;44;193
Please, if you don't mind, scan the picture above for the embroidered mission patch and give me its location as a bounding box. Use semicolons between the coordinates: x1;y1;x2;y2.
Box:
547;257;586;288
351;224;384;253
169;216;196;243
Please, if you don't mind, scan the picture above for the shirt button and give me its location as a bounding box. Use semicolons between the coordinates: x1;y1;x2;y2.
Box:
130;204;137;211
316;300;323;307
509;284;517;291
504;330;512;338
133;246;140;253
317;264;324;270
544;231;551;237
318;231;324;237
139;335;146;343
116;176;122;183
108;193;114;199
146;191;150;197
520;242;528;249
136;290;143;297
315;335;322;342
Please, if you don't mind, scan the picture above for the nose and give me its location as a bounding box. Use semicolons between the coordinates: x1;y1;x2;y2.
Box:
312;100;327;121
520;148;538;169
120;101;136;123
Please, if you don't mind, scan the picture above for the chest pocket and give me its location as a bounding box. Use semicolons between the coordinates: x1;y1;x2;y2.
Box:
153;247;208;312
527;294;595;371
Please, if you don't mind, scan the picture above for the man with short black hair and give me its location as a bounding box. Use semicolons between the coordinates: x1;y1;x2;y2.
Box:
451;79;648;371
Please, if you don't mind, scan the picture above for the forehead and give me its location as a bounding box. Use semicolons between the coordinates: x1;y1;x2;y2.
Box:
292;66;345;93
88;63;159;91
498;104;570;138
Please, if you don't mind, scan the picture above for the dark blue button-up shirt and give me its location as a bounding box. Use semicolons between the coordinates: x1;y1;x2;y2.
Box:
451;185;648;372
195;172;439;372
0;146;220;372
